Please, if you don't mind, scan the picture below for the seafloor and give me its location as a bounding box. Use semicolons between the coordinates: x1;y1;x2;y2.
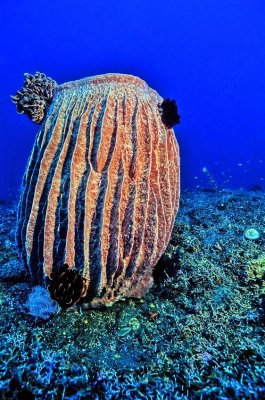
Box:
0;189;264;399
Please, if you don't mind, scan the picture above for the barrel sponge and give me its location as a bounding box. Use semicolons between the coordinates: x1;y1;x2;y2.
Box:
13;72;180;308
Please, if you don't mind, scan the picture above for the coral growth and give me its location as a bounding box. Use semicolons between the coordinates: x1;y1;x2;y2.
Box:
244;227;261;240
26;286;58;320
247;256;265;281
0;190;265;398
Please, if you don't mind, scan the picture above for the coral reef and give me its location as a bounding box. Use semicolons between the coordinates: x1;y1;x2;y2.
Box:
13;72;180;307
0;189;264;398
246;256;265;282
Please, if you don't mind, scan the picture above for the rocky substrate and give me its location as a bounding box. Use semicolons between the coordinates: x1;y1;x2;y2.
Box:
0;190;264;399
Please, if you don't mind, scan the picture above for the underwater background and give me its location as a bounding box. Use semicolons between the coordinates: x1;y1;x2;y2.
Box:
1;0;265;199
0;1;265;399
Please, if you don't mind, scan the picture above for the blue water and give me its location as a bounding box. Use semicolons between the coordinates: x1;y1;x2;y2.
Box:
0;0;265;199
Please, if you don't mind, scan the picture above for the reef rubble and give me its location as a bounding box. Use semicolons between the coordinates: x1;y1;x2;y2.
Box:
0;189;264;399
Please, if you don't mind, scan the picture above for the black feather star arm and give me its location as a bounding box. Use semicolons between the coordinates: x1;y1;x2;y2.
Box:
11;72;57;124
46;264;87;308
158;98;180;128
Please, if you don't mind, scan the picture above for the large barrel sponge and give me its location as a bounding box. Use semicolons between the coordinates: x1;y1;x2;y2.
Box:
12;72;180;308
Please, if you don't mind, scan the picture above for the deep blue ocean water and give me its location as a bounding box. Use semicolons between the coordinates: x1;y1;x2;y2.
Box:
0;0;265;200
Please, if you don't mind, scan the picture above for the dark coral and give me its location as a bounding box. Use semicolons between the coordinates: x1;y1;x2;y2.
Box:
47;264;87;308
11;72;57;123
158;98;180;128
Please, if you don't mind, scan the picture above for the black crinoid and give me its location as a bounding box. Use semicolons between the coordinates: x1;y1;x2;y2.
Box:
11;72;57;124
158;98;180;128
46;263;87;308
